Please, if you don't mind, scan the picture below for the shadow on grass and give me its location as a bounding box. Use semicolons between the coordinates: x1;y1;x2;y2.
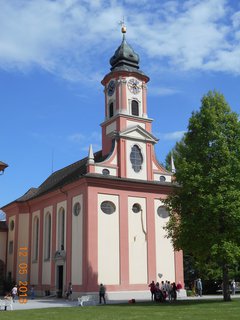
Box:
107;298;239;308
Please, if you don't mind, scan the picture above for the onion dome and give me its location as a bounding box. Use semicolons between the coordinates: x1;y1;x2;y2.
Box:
110;25;140;72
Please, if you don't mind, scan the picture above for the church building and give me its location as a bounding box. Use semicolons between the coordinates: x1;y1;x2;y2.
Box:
1;26;184;300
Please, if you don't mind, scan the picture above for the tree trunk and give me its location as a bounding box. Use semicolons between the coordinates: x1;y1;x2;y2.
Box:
222;264;231;301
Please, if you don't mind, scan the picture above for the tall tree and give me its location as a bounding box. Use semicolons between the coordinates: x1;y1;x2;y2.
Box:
165;91;240;301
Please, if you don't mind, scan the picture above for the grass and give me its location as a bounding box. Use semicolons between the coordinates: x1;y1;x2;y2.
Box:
1;299;240;320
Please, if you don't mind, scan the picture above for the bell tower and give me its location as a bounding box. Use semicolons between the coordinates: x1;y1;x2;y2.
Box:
101;25;153;156
86;25;172;182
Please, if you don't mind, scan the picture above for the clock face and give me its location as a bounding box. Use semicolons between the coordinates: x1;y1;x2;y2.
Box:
107;80;115;96
127;78;141;94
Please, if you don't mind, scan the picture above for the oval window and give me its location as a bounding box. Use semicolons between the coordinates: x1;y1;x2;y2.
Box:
132;203;142;213
102;169;110;176
73;202;81;216
159;176;166;182
130;145;143;173
101;201;116;215
157;206;169;219
10;220;14;231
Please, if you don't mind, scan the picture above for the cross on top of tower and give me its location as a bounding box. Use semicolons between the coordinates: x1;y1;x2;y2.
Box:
119;18;127;34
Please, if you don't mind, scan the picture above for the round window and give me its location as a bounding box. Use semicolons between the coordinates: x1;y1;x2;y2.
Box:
73;202;81;216
159;175;166;182
10;220;14;231
101;201;116;215
157;206;169;219
132;203;142;213
102;169;110;176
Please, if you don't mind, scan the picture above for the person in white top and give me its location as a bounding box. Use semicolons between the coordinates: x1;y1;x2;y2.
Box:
231;280;236;295
11;285;18;302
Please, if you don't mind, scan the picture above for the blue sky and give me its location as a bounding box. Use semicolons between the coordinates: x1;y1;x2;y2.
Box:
1;0;240;208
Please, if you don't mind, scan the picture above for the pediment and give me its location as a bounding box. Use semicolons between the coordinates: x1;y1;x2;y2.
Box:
118;125;158;143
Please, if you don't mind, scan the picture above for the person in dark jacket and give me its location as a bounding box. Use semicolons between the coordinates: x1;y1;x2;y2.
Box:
99;283;106;304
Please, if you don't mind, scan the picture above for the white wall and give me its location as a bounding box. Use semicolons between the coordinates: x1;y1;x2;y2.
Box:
128;196;148;284
42;207;52;285
126;120;145;129
98;193;120;285
71;194;83;285
0;232;7;263
30;211;40;285
94;166;117;176
7;216;15;277
16;213;29;283
154;199;175;282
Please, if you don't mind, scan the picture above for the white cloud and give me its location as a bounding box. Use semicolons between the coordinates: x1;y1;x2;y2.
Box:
68;131;101;151
232;11;240;29
161;130;185;140
0;0;240;80
149;85;181;96
68;133;86;143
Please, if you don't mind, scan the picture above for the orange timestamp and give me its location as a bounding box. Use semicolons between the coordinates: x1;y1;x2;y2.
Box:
18;247;29;304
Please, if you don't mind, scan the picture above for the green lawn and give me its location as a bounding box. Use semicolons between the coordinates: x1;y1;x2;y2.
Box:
1;299;240;320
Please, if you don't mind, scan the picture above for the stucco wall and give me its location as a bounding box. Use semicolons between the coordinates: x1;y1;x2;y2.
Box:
128;196;147;284
7;216;15;276
71;194;83;285
0;231;7;263
42;207;52;285
98;193;120;285
16;213;29;283
154;199;175;282
30;211;40;285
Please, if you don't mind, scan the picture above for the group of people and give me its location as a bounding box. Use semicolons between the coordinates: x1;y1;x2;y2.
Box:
148;280;182;302
2;284;18;310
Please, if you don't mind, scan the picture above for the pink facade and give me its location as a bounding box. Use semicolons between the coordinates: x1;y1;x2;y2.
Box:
1;28;184;299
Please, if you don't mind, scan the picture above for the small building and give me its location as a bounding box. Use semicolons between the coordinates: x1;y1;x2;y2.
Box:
1;27;184;300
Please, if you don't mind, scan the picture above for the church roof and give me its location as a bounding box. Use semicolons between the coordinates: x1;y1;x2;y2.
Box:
15;150;104;203
109;26;146;76
110;34;139;71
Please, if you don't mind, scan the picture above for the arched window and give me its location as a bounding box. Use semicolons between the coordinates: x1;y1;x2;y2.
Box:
44;213;51;261
109;102;114;118
58;208;65;250
131;100;139;116
33;216;39;261
130;145;143;172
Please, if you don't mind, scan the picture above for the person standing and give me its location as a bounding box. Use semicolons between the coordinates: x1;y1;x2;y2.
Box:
11;284;18;302
30;285;35;299
148;280;156;301
196;278;203;296
67;282;73;300
231;280;236;295
99;283;106;304
166;281;172;302
171;282;177;301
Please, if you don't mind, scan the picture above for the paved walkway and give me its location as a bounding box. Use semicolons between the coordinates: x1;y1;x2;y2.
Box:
1;294;240;311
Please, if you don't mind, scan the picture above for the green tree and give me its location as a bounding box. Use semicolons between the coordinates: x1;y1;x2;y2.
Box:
165;91;240;301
